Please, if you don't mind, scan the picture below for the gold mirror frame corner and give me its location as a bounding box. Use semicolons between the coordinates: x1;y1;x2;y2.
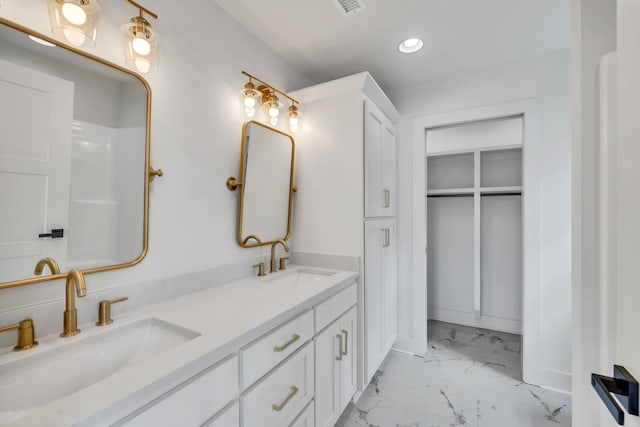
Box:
0;17;153;290
234;120;296;249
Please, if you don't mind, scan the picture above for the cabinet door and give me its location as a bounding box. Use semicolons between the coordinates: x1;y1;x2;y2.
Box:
364;100;396;218
242;343;314;427
290;401;314;427
364;218;397;383
338;306;357;414
380;120;397;216
382;222;397;354
314;324;340;427
202;402;239;427
119;356;238;427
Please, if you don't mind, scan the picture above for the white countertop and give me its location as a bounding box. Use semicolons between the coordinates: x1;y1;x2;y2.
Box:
0;265;358;427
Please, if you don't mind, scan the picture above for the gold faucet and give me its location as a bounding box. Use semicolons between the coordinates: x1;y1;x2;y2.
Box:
61;269;87;337
0;318;38;351
270;239;289;273
34;257;60;276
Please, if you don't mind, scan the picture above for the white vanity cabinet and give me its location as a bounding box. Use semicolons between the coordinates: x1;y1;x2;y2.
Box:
364;99;397;218
118;355;239;427
315;306;357;427
203;403;240;427
290;401;315;427
291;72;400;393
109;278;358;427
241;342;315;427
240;310;314;390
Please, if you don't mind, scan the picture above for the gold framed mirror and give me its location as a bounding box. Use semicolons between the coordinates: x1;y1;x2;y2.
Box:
227;120;296;248
0;17;154;288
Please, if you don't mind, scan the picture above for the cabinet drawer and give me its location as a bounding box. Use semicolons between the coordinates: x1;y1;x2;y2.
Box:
203;402;239;427
289;401;314;427
315;283;357;332
242;342;314;427
241;309;313;389
119;355;238;427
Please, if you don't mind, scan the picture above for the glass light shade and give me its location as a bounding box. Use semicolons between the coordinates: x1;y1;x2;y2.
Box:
288;106;303;134
239;82;260;119
47;0;101;48
263;93;281;127
121;18;159;74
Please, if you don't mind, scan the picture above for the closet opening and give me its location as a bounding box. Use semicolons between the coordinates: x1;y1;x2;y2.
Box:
425;115;524;378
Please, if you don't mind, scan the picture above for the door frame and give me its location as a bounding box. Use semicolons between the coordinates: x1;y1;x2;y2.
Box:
409;98;549;387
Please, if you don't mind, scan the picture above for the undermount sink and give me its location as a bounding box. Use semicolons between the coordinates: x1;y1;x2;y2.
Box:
263;268;337;287
0;317;199;423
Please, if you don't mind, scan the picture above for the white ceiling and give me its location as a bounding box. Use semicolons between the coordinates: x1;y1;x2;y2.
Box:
213;0;571;92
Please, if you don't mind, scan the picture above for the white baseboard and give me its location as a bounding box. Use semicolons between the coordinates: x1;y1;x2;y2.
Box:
393;334;427;356
535;368;572;394
429;306;522;335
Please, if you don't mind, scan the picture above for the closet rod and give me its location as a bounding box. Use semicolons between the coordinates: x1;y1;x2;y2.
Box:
427;194;474;198
480;192;522;197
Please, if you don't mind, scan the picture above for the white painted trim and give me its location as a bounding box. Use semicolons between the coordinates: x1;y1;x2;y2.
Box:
411;99;553;387
428;306;521;335
426;143;523;157
289;72;400;123
473;151;481;318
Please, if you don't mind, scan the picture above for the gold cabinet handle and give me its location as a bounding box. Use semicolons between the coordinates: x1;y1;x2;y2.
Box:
336;333;344;361
383;228;390;247
272;385;299;411
383;189;391;208
341;329;348;356
273;334;300;352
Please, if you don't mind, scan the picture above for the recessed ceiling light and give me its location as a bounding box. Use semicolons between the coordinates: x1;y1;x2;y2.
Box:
28;35;56;47
398;38;423;54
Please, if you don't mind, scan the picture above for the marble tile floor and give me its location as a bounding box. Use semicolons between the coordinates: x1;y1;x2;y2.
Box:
336;320;571;427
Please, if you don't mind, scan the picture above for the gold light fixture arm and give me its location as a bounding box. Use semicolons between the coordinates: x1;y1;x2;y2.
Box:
125;0;158;20
241;71;299;106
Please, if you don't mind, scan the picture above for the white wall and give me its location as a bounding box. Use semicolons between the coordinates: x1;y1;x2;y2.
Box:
0;0;312;341
389;49;572;391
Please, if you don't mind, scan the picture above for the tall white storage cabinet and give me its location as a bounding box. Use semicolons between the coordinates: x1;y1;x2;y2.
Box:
426;116;524;334
290;72;399;394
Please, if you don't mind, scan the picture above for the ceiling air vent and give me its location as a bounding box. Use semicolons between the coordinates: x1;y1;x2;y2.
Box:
332;0;367;16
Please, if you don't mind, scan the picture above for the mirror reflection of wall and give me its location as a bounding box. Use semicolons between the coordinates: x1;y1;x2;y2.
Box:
0;22;148;284
238;121;294;246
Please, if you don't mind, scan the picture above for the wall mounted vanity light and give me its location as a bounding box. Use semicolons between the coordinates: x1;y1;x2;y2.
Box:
121;0;158;74
287;104;303;134
47;0;101;47
240;71;302;134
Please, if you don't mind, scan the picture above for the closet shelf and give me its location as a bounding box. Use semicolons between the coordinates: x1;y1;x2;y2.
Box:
479;186;522;194
426;187;474;196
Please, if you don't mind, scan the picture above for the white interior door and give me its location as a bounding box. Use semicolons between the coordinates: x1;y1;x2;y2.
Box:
609;1;640;425
0;59;74;282
590;3;640;425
